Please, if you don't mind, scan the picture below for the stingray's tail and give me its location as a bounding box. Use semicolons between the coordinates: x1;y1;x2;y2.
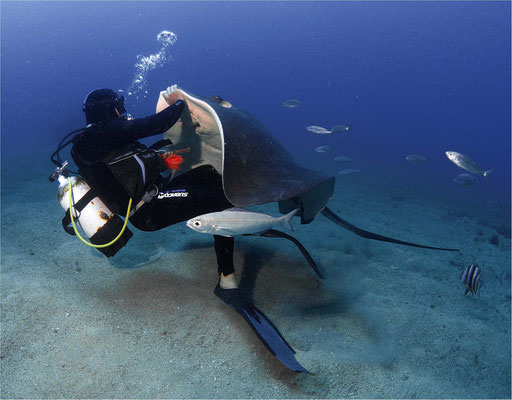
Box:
247;229;324;279
321;207;459;252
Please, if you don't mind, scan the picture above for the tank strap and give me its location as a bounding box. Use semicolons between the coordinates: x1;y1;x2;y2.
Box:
61;187;98;235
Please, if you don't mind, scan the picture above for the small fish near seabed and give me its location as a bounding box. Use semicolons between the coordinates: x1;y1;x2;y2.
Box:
315;145;332;153
445;151;493;177
406;154;426;164
338;168;360;176
306;125;332;134
453;173;476;186
186;208;299;236
282;98;302;108
334;155;352;162
460;264;483;295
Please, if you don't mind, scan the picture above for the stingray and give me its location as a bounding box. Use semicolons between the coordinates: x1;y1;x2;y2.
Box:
156;85;458;373
157;85;458;253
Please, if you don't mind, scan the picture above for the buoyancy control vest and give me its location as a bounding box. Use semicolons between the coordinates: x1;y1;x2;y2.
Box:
102;142;163;202
71;141;163;215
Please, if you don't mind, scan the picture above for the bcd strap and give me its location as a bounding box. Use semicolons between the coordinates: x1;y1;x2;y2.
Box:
61;187;98;235
104;144;162;201
148;138;172;150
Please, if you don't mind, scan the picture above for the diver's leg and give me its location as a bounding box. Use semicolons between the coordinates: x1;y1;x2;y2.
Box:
207;212;307;372
212;238;308;372
214;235;238;289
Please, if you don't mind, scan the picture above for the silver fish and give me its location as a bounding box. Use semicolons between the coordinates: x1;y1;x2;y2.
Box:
186;208;298;236
283;99;301;108
460;263;482;295
334;155;352;162
406;154;426;164
306;126;332;134
315;145;332;153
445;151;493;177
338;168;360;175
330;124;352;133
453;173;476;186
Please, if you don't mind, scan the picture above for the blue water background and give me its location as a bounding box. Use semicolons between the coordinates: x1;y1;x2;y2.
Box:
1;1;510;206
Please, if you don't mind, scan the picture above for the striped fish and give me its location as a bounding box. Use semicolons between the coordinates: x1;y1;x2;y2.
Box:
460;264;483;295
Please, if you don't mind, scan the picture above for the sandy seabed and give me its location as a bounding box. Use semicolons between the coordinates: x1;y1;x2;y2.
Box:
1;152;510;399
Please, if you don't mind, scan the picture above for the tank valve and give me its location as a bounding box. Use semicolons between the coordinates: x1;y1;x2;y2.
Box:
49;161;69;182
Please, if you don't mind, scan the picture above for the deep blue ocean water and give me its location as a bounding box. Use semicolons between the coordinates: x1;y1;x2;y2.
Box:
2;1;510;208
1;2;511;397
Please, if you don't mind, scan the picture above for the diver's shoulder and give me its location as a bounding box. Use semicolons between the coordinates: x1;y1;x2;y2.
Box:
94;118;133;132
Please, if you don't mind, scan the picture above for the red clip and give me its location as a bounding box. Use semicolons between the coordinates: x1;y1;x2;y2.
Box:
162;154;184;171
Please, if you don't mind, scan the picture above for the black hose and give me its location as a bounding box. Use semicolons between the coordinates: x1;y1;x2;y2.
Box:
50;127;85;167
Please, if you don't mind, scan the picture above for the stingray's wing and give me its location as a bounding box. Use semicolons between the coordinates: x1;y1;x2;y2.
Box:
160;86;334;224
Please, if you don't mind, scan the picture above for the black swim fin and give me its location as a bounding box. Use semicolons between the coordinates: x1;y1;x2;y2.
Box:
213;284;309;373
321;207;460;252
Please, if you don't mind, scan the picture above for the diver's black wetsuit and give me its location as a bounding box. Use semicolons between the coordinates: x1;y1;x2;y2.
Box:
71;100;235;276
129;165;236;276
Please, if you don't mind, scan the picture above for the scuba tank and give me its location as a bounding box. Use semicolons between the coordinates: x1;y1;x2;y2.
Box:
52;161;133;258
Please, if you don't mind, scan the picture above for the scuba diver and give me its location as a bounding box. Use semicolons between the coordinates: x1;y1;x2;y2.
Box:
70;88;239;290
50;88;308;372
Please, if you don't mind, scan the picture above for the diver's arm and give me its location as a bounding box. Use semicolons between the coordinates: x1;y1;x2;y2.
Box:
104;99;185;146
130;99;185;139
74;100;185;160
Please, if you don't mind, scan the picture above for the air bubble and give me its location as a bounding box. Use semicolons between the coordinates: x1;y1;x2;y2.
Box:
127;30;177;97
157;31;177;46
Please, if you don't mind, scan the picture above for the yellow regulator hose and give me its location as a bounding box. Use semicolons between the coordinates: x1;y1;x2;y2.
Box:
68;177;132;248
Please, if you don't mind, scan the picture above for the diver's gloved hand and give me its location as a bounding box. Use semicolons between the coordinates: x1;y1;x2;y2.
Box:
163;87;186;105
